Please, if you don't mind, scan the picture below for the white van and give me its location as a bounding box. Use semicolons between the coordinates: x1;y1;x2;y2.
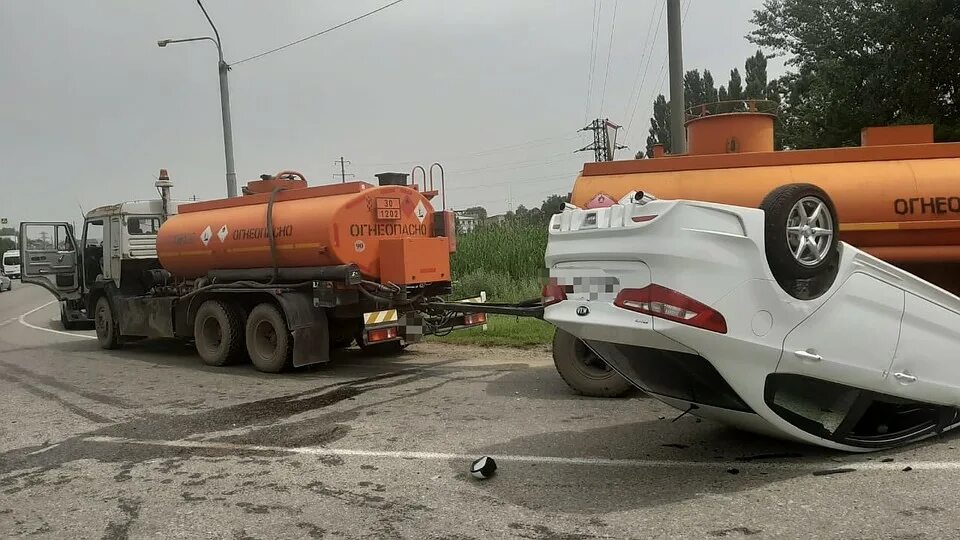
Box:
3;250;20;279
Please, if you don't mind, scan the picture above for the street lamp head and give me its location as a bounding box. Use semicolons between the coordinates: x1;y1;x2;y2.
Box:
157;39;170;47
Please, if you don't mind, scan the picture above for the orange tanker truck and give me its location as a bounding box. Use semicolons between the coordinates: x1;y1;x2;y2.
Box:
20;169;487;372
571;100;960;295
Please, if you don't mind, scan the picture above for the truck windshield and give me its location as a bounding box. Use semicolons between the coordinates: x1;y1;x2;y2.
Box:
3;256;19;266
127;217;160;235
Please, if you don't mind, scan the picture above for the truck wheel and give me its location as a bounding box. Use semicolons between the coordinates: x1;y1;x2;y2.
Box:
759;183;839;281
194;300;245;367
94;296;122;350
246;303;292;373
552;328;633;398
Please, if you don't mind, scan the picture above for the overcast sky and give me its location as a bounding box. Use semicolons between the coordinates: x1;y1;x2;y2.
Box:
0;0;782;226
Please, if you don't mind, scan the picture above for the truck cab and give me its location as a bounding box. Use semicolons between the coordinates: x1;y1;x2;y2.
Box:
20;199;173;329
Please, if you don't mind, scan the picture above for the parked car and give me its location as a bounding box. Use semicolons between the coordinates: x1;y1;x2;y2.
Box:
543;184;960;451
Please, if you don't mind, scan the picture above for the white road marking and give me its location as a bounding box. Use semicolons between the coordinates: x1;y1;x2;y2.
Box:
17;301;96;340
84;435;960;471
0;317;17;327
26;443;61;456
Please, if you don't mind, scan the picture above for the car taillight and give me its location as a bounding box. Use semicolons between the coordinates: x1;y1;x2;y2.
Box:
614;284;727;334
542;284;568;306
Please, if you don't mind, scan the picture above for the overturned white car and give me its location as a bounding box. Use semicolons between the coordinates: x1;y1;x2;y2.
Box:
544;184;960;452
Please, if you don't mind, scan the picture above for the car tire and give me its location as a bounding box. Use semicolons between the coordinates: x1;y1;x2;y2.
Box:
552;328;633;398
94;296;123;350
194;299;245;367
245;303;292;373
759;183;840;281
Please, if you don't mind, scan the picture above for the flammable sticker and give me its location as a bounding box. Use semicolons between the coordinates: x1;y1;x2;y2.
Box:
200;226;213;246
217;224;229;243
414;200;428;224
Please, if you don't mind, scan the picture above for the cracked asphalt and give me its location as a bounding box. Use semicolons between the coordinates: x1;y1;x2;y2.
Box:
3;283;960;539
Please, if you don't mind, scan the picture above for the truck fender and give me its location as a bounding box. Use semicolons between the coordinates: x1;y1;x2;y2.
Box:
274;291;331;368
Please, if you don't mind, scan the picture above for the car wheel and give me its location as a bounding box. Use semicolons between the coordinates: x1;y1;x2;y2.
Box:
760;183;840;282
552;328;633;397
194;299;245;366
94;296;122;350
245;303;292;373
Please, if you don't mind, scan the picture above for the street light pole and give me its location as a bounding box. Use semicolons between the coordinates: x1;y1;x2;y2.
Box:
158;1;238;198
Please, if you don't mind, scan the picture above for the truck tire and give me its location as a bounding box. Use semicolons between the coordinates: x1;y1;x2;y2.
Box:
552;328;633;398
194;300;245;367
245;303;292;373
759;183;839;281
94;296;122;350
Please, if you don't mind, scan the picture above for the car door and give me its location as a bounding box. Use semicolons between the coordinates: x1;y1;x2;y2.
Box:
19;222;81;300
885;293;960;406
779;272;904;394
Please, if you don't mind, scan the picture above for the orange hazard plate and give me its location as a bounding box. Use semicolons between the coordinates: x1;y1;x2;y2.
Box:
375;197;402;220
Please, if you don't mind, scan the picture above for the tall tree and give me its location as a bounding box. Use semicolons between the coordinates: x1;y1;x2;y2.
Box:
718;85;729;102
750;0;960;147
642;94;671;158
744;50;769;99
727;68;743;100
702;70;719;103
683;70;705;107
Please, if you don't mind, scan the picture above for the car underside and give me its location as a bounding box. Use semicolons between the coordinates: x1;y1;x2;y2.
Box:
543;184;960;452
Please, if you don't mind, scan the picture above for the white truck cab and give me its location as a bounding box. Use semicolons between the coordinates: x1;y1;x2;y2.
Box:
21;198;178;329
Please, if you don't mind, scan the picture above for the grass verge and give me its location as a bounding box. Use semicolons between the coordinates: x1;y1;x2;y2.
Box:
426;314;554;349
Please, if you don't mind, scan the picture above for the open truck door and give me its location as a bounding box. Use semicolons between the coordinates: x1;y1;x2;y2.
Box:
19;222;82;301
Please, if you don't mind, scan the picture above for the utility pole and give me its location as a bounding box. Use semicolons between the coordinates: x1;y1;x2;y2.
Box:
666;0;687;154
158;1;237;198
576;118;627;162
333;157;354;183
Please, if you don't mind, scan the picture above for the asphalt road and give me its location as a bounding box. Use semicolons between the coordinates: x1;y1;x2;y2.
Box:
2;283;960;539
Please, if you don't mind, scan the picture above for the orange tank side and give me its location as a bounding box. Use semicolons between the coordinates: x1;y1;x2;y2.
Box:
157;184;438;280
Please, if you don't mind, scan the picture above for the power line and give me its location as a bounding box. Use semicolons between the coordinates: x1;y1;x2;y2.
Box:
583;0;603;122
598;0;620;115
231;0;407;66
352;133;580;168
626;0;692;149
622;0;663;127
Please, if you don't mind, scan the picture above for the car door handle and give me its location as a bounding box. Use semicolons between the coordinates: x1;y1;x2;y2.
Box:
894;372;917;384
793;350;822;362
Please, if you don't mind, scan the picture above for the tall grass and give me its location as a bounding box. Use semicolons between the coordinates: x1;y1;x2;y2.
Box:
450;222;547;302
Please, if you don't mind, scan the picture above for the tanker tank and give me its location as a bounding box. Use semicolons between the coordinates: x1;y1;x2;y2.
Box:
156;171;446;282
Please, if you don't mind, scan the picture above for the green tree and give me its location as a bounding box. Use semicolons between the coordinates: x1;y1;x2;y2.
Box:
718;85;729;101
750;0;960;147
683;70;704;108
0;238;15;254
642;94;671;158
703;70;719;103
0;227;15;236
744;50;769;99
727;68;743;100
540;194;568;217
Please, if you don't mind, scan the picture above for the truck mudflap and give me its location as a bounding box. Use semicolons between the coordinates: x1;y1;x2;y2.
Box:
274;292;331;368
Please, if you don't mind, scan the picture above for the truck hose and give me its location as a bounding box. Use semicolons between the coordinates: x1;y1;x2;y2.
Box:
266;187;283;284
